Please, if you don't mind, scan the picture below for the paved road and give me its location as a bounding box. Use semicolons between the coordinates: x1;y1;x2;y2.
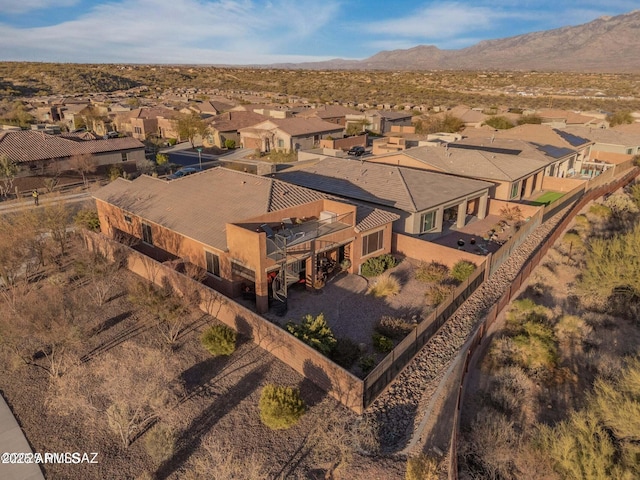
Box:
0;395;45;480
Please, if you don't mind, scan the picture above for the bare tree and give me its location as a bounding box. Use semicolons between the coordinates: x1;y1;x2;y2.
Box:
42;200;71;257
68;153;98;187
97;343;181;448
0;153;18;197
175;112;207;148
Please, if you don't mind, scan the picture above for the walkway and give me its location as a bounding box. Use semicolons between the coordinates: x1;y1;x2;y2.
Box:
0;395;44;480
0;192;91;215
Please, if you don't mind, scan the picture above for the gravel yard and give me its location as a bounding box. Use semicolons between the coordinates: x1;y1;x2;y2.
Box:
364;207;572;452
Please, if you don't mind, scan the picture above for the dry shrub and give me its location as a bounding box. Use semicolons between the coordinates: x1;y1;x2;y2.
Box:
588;203;612;218
487;366;536;422
375;315;415;339
451;260;477;283
425;283;455;306
460;407;521;480
406;454;439;480
554;315;591;346
144;424;175;463
415;261;449;283
183;436;268;480
367;273;400;297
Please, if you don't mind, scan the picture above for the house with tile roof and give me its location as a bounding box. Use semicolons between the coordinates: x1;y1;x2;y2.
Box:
345;110;413;134
0;130;145;176
203;111;268;148
112;107;180;141
239;118;345;153
276;157;492;235
559;125;640;176
294;105;362;126
93;167;398;313
365;143;548;202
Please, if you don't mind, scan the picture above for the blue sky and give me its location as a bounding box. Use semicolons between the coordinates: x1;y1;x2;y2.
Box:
0;0;637;64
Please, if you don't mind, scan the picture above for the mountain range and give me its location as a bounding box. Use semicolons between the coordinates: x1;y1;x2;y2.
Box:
275;10;640;72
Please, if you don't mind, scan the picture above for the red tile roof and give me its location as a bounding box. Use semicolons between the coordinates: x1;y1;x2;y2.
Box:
0;130;144;163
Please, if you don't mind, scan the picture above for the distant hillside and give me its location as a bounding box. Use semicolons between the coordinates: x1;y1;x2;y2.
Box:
279;10;640;73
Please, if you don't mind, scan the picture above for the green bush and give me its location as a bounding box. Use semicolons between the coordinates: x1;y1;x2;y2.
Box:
330;337;361;369
415;261;449;283
108;164;124;181
588;203;612;218
167;138;177;146
484;116;514;130
361;254;397;277
359;355;376;375
201;324;237;356
375;316;415;340
74;208;100;231
224;139;236;149
373;333;394;353
450;260;476;283
286;313;336;356
259;385;305;430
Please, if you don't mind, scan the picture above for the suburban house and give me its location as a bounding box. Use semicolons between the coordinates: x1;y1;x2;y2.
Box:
365;144;548;202
535;108;604;128
458;127;591;179
345;110;413;134
294;105;362;125
559;125;640;176
275;157;493;236
203;110;268;148
92;168;398;313
0;130;145;176
182;100;235;118
444;106;489;128
239;118;345;152
112;107;179;141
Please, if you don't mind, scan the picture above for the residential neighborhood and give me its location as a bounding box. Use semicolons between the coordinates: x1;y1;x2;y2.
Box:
1;63;640;480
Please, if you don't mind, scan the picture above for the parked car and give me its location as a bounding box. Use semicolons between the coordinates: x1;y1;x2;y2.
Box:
167;167;201;180
347;146;365;156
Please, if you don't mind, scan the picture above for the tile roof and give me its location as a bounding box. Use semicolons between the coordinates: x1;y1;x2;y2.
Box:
93;168;397;251
562;125;640;146
207;111;268;132
403;145;549;182
276;157;493;213
0;130;144;163
497;124;591;150
269;118;345;136
296;105;361;119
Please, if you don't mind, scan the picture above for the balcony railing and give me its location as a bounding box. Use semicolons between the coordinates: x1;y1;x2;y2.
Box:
266;211;353;260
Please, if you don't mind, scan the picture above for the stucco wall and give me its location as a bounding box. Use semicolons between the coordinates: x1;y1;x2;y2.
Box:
392;232;485;268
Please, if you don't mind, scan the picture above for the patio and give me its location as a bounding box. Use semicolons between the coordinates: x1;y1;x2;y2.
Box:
419;214;514;256
262;258;431;350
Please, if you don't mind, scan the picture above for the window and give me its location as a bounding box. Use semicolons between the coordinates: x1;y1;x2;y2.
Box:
121;152;128;162
134;126;142;134
142;223;153;244
510;182;520;199
627;148;633;155
205;251;220;277
420;210;436;233
362;230;384;257
277;138;284;148
124;215;132;224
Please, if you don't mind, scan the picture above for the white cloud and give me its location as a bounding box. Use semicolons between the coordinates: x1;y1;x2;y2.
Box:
0;0;340;64
0;0;80;14
365;2;500;40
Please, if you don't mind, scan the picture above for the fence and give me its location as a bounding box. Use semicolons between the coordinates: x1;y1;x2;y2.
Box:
489;207;544;276
363;260;487;408
448;166;639;479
